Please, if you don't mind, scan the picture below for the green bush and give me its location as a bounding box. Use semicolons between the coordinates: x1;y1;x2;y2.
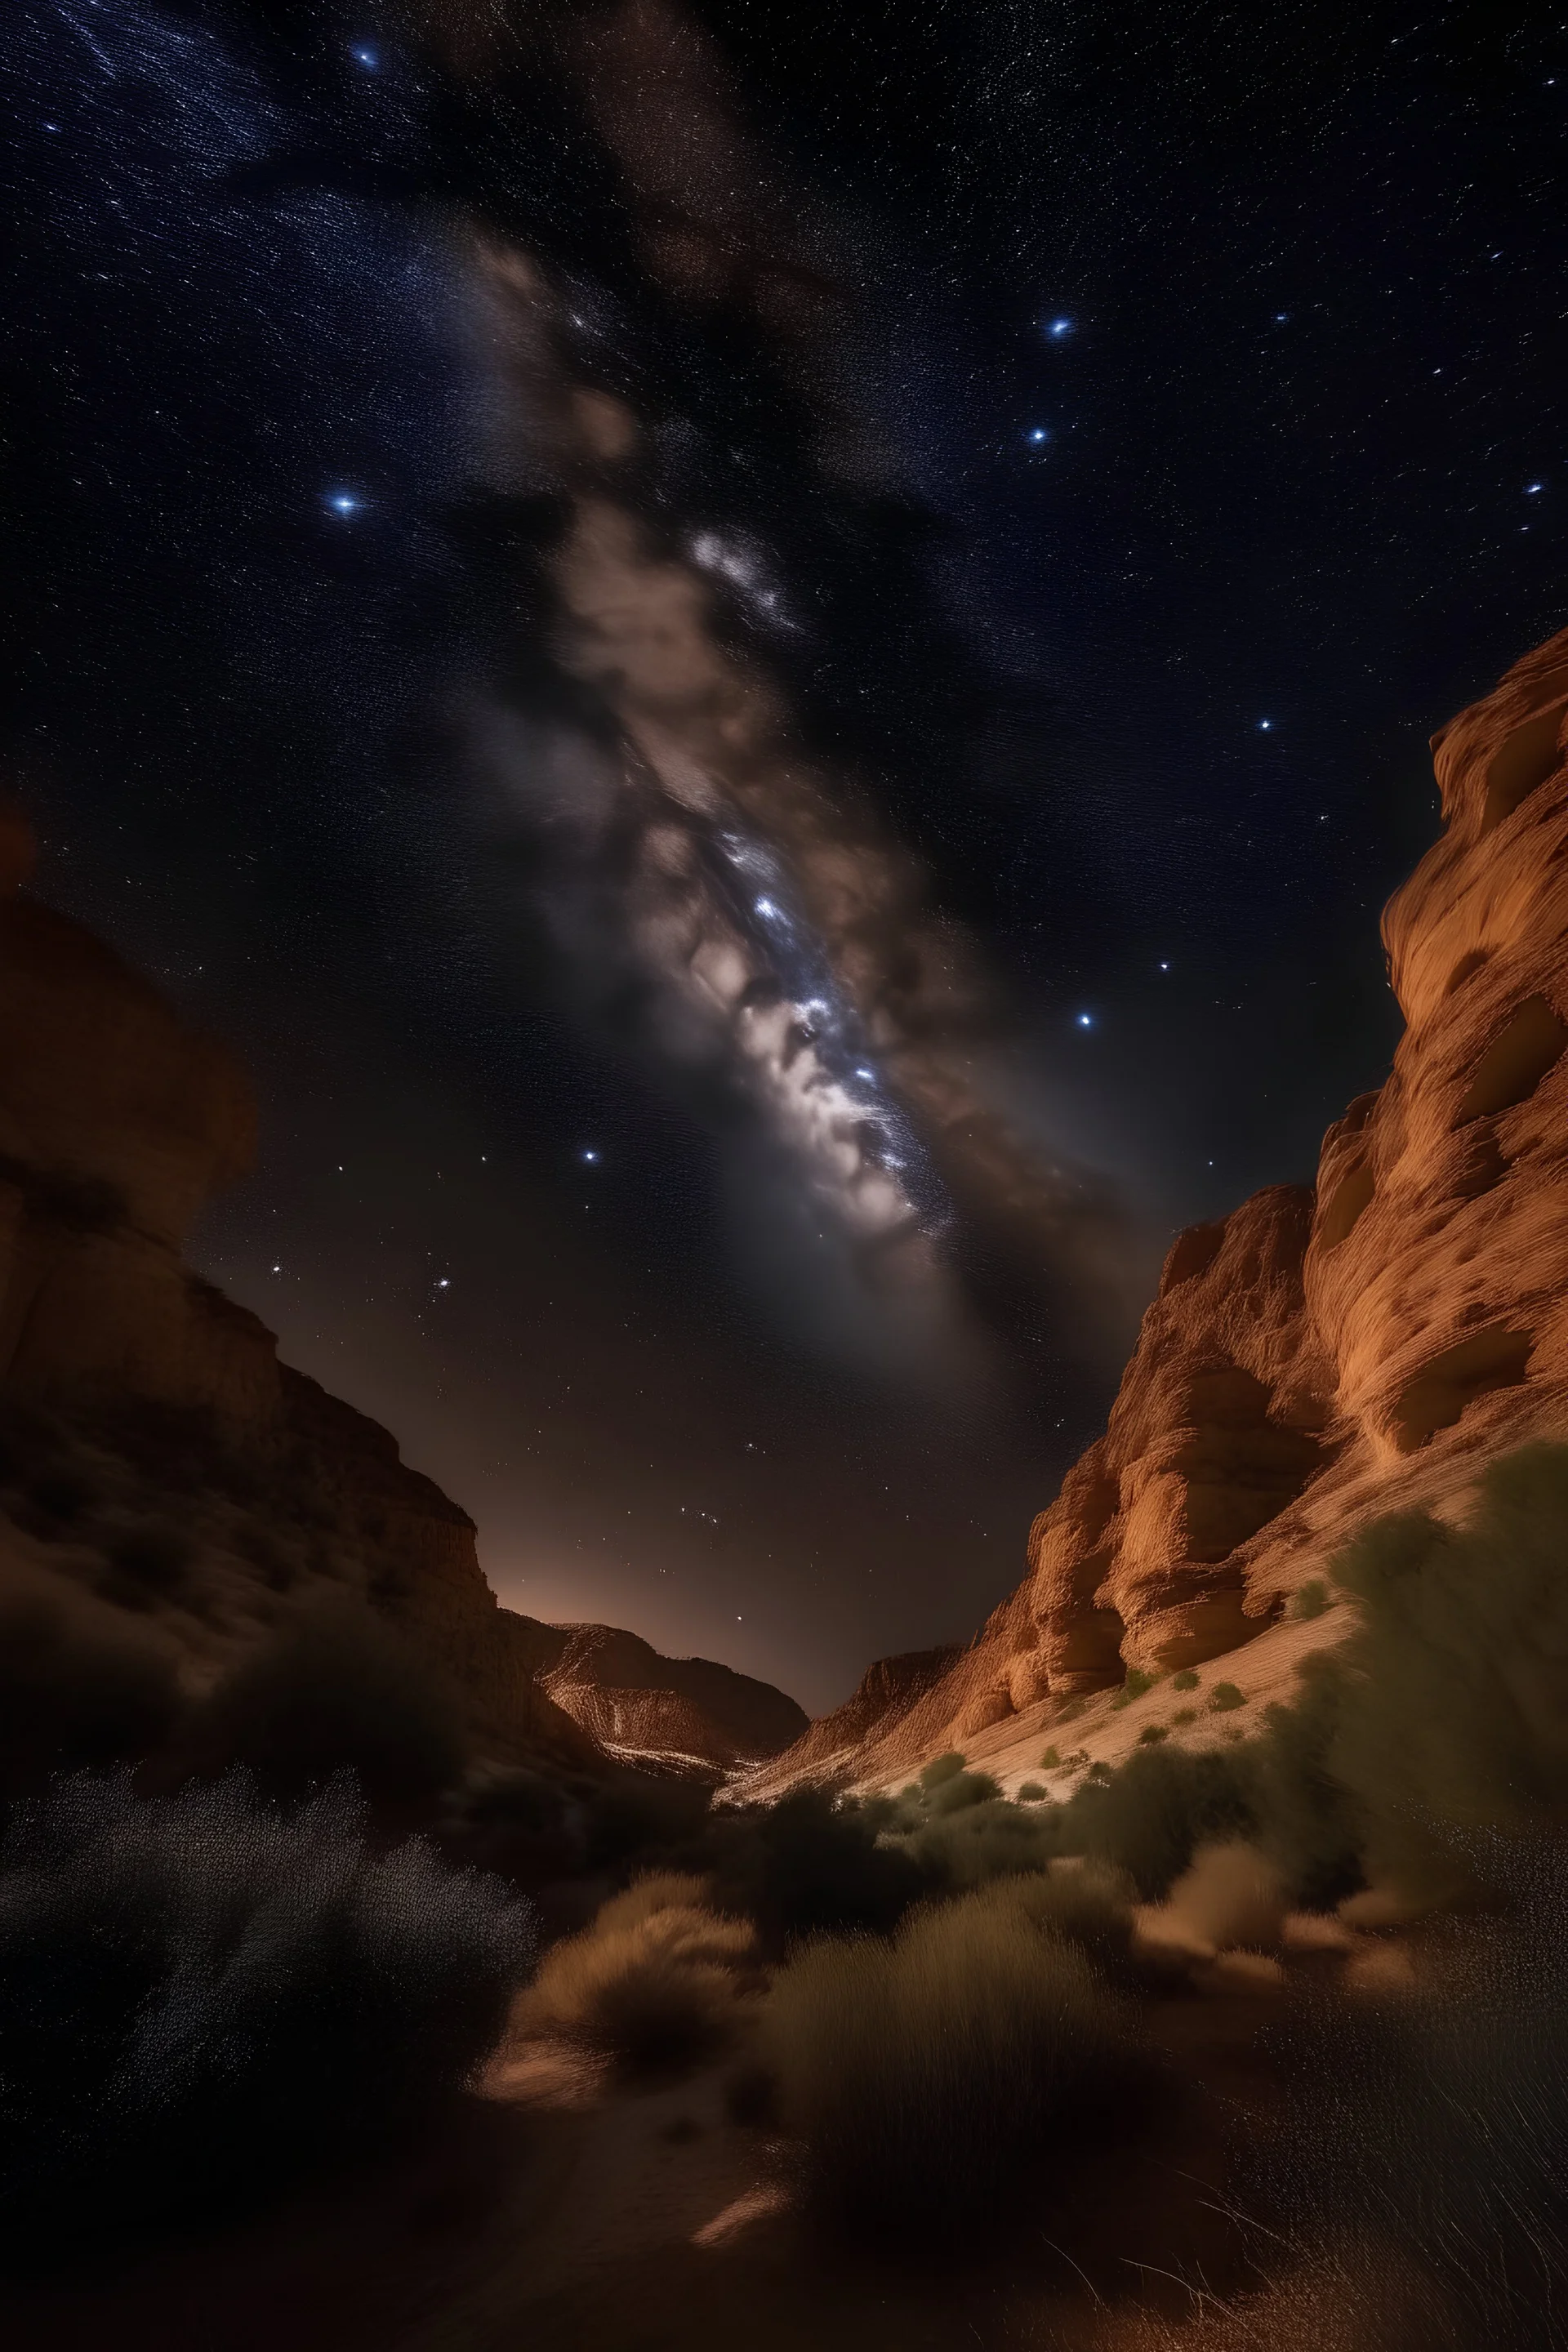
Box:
1017;1782;1047;1803
1171;1668;1200;1693
1321;1445;1568;1895
1246;1651;1362;1909
1138;1722;1169;1745
0;1771;530;2264
189;1606;467;1806
894;1796;1062;1890
762;1885;1149;2254
1056;1741;1254;1898
1172;1708;1197;1726
1289;1578;1330;1621
1111;1667;1159;1710
697;1788;929;1951
923;1766;1002;1817
1039;1745;1062;1770
1208;1682;1245;1713
920;1753;967;1788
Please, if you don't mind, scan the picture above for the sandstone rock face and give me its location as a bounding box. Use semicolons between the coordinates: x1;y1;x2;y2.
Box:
735;620;1568;1799
522;1621;808;1772
0;829;802;1780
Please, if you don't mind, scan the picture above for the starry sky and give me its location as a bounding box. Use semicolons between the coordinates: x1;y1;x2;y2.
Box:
7;0;1567;1713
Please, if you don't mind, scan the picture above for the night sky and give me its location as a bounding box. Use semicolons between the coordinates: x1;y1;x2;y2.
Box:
8;0;1566;1713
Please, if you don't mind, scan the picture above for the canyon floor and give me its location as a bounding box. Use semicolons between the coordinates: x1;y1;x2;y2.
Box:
1;1940;1397;2352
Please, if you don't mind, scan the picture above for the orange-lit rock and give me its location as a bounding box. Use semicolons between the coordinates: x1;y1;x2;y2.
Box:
736;619;1568;1798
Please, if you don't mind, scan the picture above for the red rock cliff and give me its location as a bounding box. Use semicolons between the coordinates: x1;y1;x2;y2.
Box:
735;618;1568;1797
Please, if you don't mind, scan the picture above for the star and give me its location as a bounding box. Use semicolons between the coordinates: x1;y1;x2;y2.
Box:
582;1149;599;1163
1258;719;1272;730
1527;482;1545;495
327;492;359;514
1076;1012;1094;1029
1027;426;1049;443
1048;318;1074;337
351;46;378;69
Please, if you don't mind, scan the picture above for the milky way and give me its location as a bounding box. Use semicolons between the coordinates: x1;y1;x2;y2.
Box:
10;0;1568;1705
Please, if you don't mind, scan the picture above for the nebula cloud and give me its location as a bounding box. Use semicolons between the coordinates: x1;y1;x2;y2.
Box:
427;2;1144;1383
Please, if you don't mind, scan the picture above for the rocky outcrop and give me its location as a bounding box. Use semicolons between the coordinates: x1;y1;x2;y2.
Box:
736;617;1568;1798
0;813;803;1780
519;1622;808;1771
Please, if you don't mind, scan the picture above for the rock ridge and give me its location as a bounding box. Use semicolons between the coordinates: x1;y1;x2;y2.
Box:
733;617;1568;1800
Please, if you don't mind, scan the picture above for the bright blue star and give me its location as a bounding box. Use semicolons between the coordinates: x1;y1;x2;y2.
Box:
351;45;379;69
1274;312;1289;323
1527;482;1545;495
1076;1013;1094;1029
1028;427;1049;443
1049;318;1073;338
327;492;359;514
1258;719;1272;731
754;897;780;920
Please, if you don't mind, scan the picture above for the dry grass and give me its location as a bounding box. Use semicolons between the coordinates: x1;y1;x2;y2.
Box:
517;1873;759;2074
761;1883;1153;2256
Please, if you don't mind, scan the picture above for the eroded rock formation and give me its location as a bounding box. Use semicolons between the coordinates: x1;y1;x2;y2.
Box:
0;812;801;1778
736;617;1568;1797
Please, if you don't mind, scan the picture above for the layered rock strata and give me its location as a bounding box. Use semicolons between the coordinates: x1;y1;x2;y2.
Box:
736;619;1568;1797
0;812;801;1777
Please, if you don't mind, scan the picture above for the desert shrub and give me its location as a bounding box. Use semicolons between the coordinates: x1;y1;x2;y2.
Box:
1171;1668;1200;1693
762;1886;1150;2255
1208;1681;1245;1713
1290;1578;1330;1621
984;1860;1179;1989
1173;1707;1197;1726
1246;1650;1362;1907
1157;1840;1288;1953
1018;1781;1046;1802
1267;1856;1568;2350
923;1765;1002;1816
1057;1740;1255;1898
577;1766;713;1872
1322;1446;1568;1896
190;1605;466;1805
0;1771;530;2263
1040;1744;1062;1769
920;1752;967;1788
0;1597;181;1798
698;1788;930;1950
1138;1722;1169;1745
895;1795;1062;1889
102;1523;194;1604
518;1872;756;2071
1112;1667;1159;1709
446;1765;587;1886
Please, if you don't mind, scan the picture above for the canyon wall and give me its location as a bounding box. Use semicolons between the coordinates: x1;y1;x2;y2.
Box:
0;808;801;1778
735;618;1568;1798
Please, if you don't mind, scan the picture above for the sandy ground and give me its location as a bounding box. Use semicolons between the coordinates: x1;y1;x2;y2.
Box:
0;1953;1360;2352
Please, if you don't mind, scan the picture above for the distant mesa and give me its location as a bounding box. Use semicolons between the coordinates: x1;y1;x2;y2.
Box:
733;619;1568;1802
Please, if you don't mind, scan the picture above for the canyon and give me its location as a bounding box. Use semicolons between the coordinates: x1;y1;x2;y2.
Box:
734;618;1568;1802
0;800;804;1781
